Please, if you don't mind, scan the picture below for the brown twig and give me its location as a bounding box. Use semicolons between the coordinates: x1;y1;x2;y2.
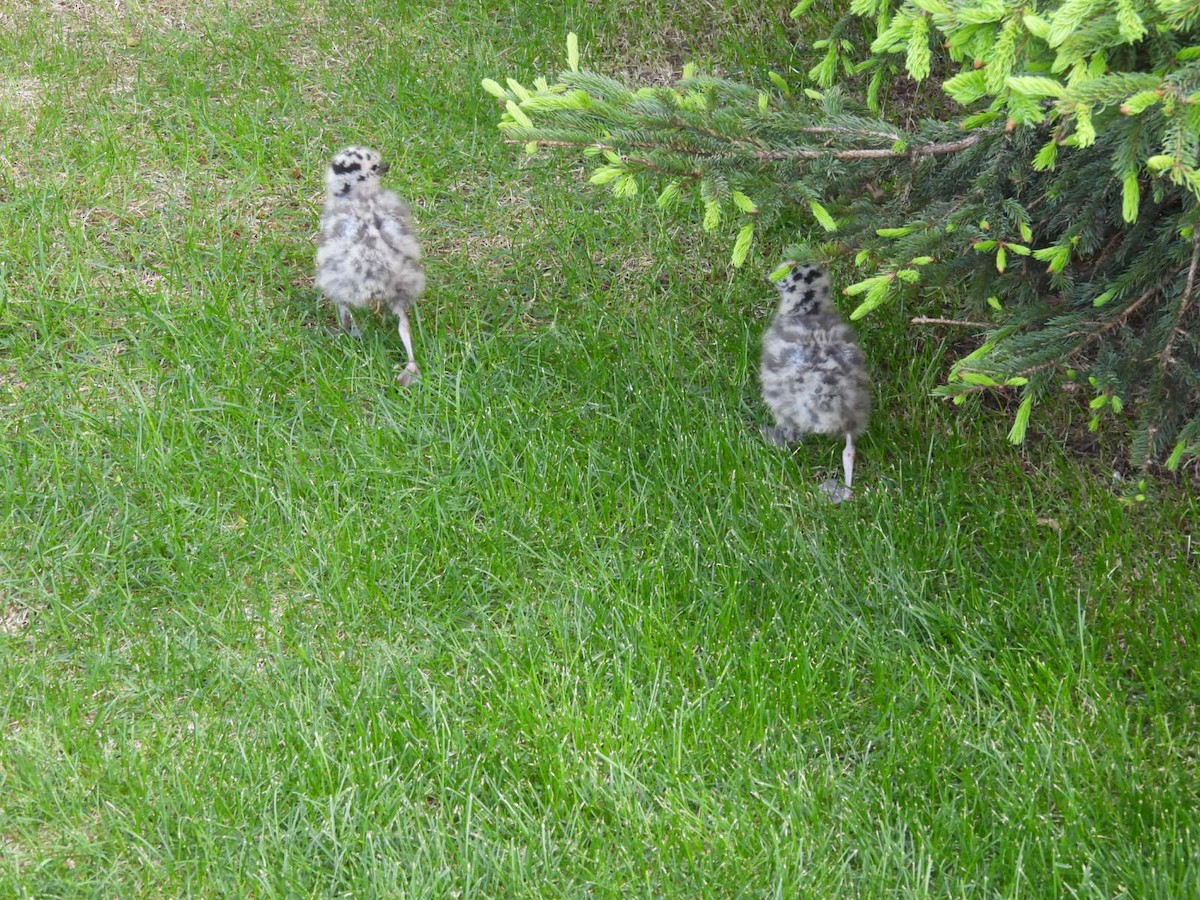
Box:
1087;230;1125;281
1159;232;1200;374
911;316;990;328
752;133;982;161
797;125;908;144
507;132;983;163
615;154;696;177
951;286;1163;382
944;382;1021;397
1004;285;1163;378
1011;355;1080;378
511;138;703;158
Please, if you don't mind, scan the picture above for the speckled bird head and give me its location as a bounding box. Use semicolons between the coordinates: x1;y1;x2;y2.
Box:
772;262;832;317
325;146;389;199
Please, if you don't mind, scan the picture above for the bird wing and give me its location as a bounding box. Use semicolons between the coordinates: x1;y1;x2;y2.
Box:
322;215;362;244
377;214;420;258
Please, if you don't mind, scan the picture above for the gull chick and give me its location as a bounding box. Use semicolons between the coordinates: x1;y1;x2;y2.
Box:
760;262;871;502
316;146;425;385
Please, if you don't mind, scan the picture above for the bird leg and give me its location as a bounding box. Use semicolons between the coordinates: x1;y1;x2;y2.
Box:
337;304;362;338
818;433;857;503
760;424;801;447
395;307;421;386
842;432;855;488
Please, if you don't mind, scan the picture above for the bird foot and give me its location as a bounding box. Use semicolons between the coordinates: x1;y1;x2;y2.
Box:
396;363;421;387
818;479;854;504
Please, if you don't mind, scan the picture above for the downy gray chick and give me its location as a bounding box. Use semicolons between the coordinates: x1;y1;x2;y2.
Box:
316;146;425;385
760;262;871;502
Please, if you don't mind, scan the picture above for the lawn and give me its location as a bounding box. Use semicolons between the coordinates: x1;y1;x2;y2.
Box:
1;1;1198;896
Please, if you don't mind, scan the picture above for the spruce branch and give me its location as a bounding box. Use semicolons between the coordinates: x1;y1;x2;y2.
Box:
489;8;1200;465
507;132;983;163
1159;231;1200;374
911;317;990;327
999;287;1163;379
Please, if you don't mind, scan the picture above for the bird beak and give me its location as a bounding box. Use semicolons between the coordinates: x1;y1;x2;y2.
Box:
378;161;390;174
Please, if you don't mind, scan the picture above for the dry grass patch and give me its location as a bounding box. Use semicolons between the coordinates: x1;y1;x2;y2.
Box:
1;596;31;635
35;0;270;30
0;76;41;114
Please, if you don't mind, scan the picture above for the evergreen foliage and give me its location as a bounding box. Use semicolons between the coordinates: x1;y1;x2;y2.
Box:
484;1;1200;469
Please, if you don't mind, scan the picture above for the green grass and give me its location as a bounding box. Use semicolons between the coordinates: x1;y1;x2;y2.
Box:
1;1;1198;896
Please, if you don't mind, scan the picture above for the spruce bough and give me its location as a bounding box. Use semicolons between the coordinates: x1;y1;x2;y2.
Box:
485;1;1200;470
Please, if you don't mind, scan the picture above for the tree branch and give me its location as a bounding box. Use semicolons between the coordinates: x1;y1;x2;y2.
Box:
797;125;908;144
911;316;990;327
996;286;1163;379
955;286;1164;382
1159;232;1200;375
507;132;983;163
